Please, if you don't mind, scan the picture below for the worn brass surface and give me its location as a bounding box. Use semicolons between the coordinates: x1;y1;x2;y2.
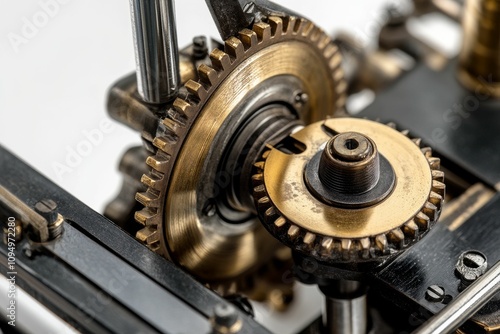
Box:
458;0;500;97
135;16;346;281
253;118;445;261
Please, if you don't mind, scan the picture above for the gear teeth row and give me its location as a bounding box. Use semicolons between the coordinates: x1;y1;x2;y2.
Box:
133;16;347;252
252;125;445;262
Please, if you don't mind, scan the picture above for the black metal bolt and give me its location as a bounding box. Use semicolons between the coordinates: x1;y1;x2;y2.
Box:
34;199;58;224
192;36;208;60
425;285;445;302
456;250;488;286
212;303;240;333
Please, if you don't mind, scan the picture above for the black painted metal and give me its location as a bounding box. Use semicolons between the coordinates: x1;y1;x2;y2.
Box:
359;59;500;188
0;145;270;334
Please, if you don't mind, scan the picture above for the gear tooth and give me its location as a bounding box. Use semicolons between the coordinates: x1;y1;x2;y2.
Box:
173;97;194;114
261;149;271;160
265;206;277;218
282;16;297;34
428;157;441;170
252;173;264;183
341;239;352;252
136;191;160;207
225;36;245;59
153;137;174;152
185;79;207;101
253;184;266;196
267;16;283;36
303;232;316;246
401;129;410;136
321;237;334;251
421;146;432;157
328;52;342;70
162;118;182;136
197;64;218;86
141;173;163;191
136;226;159;245
375;234;389;253
253;22;271;42
323;43;339;59
239;28;258;49
317;34;332;49
429;191;444;209
298;20;314;37
287;225;300;239
432;170;445;182
412;137;422;147
388;228;405;248
274;216;286;228
167;107;188;126
146;154;169;173
309;26;322;43
359;238;371;259
386;122;397;129
432;180;446;197
423;201;438;220
257;196;271;206
254;161;265;170
415;212;430;231
135;208;159;226
209;49;231;71
403;221;419;239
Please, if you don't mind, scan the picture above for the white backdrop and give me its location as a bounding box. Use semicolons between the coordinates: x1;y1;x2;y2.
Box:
0;0;395;212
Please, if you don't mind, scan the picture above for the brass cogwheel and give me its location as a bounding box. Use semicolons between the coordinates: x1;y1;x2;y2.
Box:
134;16;346;282
252;118;445;262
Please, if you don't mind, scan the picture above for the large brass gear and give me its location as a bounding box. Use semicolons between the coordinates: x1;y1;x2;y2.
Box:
252;118;445;263
134;16;346;284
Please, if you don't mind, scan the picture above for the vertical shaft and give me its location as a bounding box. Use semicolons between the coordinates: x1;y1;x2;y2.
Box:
321;280;368;334
130;0;180;104
458;0;500;97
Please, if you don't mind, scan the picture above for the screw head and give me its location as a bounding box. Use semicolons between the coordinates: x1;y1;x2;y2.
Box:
212;303;241;333
455;250;487;284
34;199;58;224
425;285;445;302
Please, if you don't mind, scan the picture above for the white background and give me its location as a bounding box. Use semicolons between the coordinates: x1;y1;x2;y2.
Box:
0;0;396;213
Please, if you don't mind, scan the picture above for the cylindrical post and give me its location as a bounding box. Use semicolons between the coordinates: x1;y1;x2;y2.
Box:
321;280;368;334
458;0;500;98
129;0;180;104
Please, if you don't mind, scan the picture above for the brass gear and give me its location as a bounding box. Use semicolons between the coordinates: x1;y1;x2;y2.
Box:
252;118;445;262
134;16;346;284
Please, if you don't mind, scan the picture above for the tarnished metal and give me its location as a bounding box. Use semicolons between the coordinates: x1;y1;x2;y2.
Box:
458;0;500;97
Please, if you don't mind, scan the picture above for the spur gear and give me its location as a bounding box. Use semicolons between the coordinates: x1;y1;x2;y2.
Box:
252;118;445;263
134;15;346;284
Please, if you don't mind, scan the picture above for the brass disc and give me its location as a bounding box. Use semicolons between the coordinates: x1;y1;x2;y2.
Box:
253;118;445;261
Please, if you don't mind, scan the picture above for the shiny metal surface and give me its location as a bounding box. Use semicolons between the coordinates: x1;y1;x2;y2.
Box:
414;260;500;334
129;0;179;103
324;292;367;334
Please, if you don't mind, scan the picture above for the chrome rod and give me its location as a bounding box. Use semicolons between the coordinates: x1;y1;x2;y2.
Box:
129;0;179;104
414;260;500;334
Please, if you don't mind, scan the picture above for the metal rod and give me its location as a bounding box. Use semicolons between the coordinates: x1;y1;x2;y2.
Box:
322;280;367;334
129;0;179;104
413;260;500;334
0;185;48;242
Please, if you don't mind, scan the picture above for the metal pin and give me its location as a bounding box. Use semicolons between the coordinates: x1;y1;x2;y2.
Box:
129;0;180;104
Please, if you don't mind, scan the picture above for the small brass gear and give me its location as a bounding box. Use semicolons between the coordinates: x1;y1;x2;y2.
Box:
134;15;347;285
252;118;445;263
